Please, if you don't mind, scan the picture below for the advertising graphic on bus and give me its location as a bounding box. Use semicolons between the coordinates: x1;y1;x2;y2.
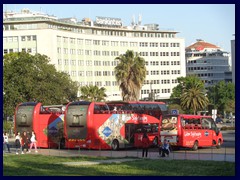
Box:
14;102;65;148
64;101;168;150
160;113;223;150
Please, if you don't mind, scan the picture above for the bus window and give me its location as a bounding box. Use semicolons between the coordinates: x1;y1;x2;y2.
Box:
201;118;211;129
71;114;82;126
162;116;178;131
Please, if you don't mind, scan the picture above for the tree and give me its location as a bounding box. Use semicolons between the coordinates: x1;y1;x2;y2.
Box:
207;81;235;115
3;52;79;119
171;75;208;114
80;85;107;102
114;50;146;101
181;86;209;115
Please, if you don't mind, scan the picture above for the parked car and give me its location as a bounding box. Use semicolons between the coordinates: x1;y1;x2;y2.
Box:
216;117;223;124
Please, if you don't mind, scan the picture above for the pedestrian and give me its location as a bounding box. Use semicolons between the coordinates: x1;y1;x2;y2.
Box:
159;139;170;157
142;132;150;158
15;132;22;154
29;131;38;153
3;132;11;153
21;131;30;154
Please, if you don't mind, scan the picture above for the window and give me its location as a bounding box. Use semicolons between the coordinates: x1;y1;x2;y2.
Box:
21;36;26;41
32;36;37;41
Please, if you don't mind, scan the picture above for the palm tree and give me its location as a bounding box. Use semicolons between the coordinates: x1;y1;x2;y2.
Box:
180;76;209;114
80;85;107;102
114;50;146;101
180;87;209;115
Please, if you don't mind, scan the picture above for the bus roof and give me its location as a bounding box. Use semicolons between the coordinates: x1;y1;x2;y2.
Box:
163;114;212;119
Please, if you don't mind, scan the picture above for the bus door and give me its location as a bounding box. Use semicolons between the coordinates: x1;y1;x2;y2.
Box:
201;118;214;146
125;123;135;145
66;104;88;144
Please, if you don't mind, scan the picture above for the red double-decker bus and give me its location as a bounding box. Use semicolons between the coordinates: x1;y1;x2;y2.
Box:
64;101;168;150
14;102;65;148
159;114;223;150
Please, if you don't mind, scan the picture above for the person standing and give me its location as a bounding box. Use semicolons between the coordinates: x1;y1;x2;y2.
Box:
142;132;150;158
3;132;11;153
15;132;22;154
29;131;38;153
21;131;30;154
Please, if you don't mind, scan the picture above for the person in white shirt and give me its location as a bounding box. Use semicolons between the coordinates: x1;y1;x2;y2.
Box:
15;132;22;154
29;131;38;153
3;132;11;153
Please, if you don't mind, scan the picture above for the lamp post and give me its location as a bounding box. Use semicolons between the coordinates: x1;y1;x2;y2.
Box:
149;80;155;101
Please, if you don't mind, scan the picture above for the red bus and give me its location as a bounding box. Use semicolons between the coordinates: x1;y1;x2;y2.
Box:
159;114;223;150
64;101;168;150
14;102;65;148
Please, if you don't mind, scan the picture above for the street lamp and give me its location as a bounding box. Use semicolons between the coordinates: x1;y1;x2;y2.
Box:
149;80;155;101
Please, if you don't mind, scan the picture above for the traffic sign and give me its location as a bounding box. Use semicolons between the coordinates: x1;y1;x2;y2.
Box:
171;109;179;115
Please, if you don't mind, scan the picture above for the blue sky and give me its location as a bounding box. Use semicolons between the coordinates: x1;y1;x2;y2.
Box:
3;4;235;52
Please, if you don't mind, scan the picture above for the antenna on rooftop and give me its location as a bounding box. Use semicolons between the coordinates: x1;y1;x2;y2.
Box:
131;14;135;26
138;14;142;25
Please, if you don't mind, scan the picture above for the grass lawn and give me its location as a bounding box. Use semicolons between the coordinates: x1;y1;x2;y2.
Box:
3;153;235;176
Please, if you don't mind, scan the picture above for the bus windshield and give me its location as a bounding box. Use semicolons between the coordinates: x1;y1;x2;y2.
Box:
161;115;178;131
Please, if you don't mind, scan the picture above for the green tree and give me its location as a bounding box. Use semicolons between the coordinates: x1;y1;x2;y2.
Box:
114;50;146;101
3;52;79;119
207;81;235;114
80;85;107;102
171;75;208;114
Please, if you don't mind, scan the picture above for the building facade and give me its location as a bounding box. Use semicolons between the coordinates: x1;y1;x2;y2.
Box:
3;9;186;101
231;39;235;84
185;39;231;87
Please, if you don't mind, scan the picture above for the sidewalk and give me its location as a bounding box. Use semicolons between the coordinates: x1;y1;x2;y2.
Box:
5;147;234;162
59;158;142;166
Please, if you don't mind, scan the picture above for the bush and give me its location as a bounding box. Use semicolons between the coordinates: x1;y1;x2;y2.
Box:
220;126;235;131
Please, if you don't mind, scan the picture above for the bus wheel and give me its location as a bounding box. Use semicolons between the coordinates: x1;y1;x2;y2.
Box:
216;139;221;149
192;141;198;151
111;140;119;151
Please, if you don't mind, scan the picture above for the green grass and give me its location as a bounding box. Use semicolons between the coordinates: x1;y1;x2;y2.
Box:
3;154;235;176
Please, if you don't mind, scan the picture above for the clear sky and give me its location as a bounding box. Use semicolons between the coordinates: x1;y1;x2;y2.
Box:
3;4;235;52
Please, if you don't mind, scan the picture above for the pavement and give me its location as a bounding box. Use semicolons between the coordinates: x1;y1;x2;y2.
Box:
4;146;235;164
4;130;235;164
58;158;142;166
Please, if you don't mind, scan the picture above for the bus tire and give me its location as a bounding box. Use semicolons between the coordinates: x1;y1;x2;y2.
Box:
216;139;221;149
192;141;198;151
111;140;119;151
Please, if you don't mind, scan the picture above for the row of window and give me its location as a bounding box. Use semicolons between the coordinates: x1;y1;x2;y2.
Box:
3;35;37;42
64;70;181;77
146;61;180;66
58;48;181;57
58;59;180;66
51;24;177;38
58;36;180;47
141;89;171;94
3;48;37;54
139;52;180;56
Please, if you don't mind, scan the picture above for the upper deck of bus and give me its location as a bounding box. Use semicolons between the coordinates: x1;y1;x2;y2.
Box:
67;101;168;116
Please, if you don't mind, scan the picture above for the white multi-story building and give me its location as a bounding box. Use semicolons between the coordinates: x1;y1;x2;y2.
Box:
185;39;231;87
231;38;235;84
3;9;186;101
